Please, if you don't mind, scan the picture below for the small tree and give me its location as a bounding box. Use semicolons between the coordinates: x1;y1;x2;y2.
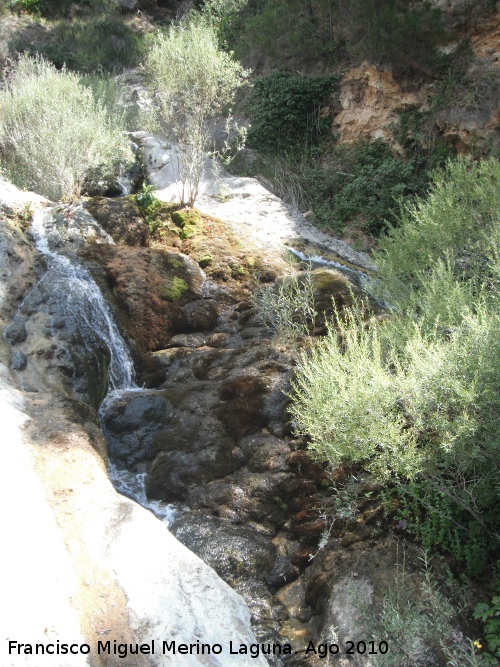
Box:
144;21;248;206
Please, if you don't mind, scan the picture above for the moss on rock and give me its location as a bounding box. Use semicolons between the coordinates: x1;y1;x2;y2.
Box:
161;276;188;302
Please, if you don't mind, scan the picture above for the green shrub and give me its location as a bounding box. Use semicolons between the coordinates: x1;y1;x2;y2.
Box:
234;136;447;236
391;482;489;576
231;0;343;68
0;54;130;200
9;0;118;18
357;552;481;667
375;158;500;310
290;159;500;571
474;596;500;664
253;264;316;343
218;0;445;76
14;13;143;73
246;72;338;154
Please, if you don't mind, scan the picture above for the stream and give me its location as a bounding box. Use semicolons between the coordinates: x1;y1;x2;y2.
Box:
30;206;183;527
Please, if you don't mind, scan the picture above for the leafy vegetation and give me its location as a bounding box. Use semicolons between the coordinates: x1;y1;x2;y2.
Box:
474;597;500;664
214;0;446;76
0;54;130;200
356;551;482;666
236;132;449;236
246;72;338;153
144;20;248;206
290;159;500;575
253;263;316;343
12;12;144;73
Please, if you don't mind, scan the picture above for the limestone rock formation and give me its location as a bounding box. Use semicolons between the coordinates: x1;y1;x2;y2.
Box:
0;180;268;667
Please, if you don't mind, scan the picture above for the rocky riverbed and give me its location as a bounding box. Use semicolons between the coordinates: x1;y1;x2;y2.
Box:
0;161;464;667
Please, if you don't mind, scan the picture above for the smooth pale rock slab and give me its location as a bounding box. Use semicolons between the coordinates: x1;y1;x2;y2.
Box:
1;365;268;667
132;132;375;272
0;178;47;214
0;372;91;667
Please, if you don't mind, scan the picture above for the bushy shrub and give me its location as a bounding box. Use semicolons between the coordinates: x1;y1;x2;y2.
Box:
13;13;143;73
231;0;343;68
234;137;448;235
0;54;130;200
290;158;500;572
246;72;338;154
375;158;500;307
253;263;316;343
219;0;445;76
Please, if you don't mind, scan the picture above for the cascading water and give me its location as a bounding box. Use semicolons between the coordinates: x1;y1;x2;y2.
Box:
31;207;137;392
31;206;175;522
286;246;371;288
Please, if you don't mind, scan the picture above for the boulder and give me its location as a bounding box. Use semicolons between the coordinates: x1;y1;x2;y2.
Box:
100;389;174;466
84;197;150;246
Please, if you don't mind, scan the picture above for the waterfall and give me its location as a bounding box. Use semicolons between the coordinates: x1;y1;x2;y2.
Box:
30;207;179;524
108;460;178;525
31;207;137;393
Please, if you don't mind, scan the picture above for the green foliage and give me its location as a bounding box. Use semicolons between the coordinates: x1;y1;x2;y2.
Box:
335;0;446;76
246;72;338;154
8;0;118;18
199;0;249;47
253;264;316;343
230;0;343;68
136;184;157;212
238;98;450;235
303;139;442;235
135;187;181;236
219;0;445;75
357;551;481;666
0;54;130;200
14;12;143;73
392;483;489;576
474;597;500;664
144;21;248;206
375;158;500;309
290;159;500;571
9;0;43;14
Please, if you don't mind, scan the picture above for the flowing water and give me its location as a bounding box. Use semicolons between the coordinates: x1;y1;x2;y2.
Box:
31;208;137;392
31;207;177;522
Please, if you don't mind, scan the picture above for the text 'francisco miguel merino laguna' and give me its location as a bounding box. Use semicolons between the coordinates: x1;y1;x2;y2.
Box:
7;640;293;659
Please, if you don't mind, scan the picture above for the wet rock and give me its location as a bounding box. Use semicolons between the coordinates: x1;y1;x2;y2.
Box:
0;215;38;328
267;556;300;591
33;204;113;251
218;375;270;439
312;268;358;314
79;246;205;351
9;264;114;407
240;434;291;474
277;579;312;624
83;197;150;246
4;321;27;345
100;389;174;466
167;333;207;348
10;349;27;371
191;469;306;529
146;436;236;502
171;512;277;588
170;510;285;640
169;299;218;333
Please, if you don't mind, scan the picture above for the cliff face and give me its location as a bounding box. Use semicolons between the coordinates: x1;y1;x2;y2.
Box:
328;3;500;154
